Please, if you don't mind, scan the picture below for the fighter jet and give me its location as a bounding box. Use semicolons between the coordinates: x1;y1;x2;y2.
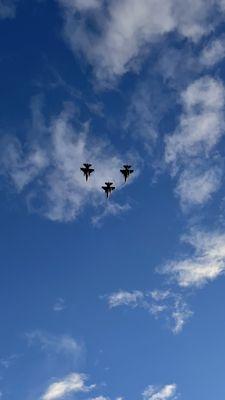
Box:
102;182;115;198
80;163;94;181
120;165;134;182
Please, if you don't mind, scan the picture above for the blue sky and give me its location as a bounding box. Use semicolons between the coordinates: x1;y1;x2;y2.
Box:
1;0;225;399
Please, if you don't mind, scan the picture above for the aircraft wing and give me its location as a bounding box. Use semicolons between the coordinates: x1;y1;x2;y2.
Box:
80;167;86;173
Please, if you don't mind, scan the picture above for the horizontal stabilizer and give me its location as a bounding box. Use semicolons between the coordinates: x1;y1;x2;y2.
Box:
124;165;132;169
83;163;92;167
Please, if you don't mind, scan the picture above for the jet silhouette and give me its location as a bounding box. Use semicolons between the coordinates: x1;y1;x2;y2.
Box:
120;165;134;182
102;182;115;198
80;163;94;181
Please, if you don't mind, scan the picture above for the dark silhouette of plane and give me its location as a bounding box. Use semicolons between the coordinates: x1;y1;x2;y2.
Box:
80;163;94;181
120;165;134;182
102;182;115;198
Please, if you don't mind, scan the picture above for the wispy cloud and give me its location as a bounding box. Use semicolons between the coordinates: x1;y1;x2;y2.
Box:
165;76;225;207
175;165;223;206
41;373;92;400
107;290;144;308
149;291;193;334
58;0;225;84
0;0;17;19
0;354;21;369
26;331;82;359
170;296;193;334
142;384;177;400
124;78;173;150
53;298;66;312
0;135;48;192
160;228;225;287
165;76;225;167
200;35;225;67
105;289;193;334
92;202;131;227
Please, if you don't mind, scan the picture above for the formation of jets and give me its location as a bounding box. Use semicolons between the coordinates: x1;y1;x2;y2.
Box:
80;163;134;198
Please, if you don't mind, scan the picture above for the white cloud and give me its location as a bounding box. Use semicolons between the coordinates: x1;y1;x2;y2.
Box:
53;298;66;312
0;100;136;222
166;77;225;165
0;0;17;19
26;331;82;359
58;0;225;83
143;384;177;400
165;76;225;206
105;289;192;333
41;373;91;400
175;166;222;206
149;291;193;334
150;290;170;302
170;296;193;334
124;80;169;148
107;290;144;308
41;377;178;400
0;136;48;192
200;35;225;67
161;228;225;287
92;202;131;227
0;354;20;369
